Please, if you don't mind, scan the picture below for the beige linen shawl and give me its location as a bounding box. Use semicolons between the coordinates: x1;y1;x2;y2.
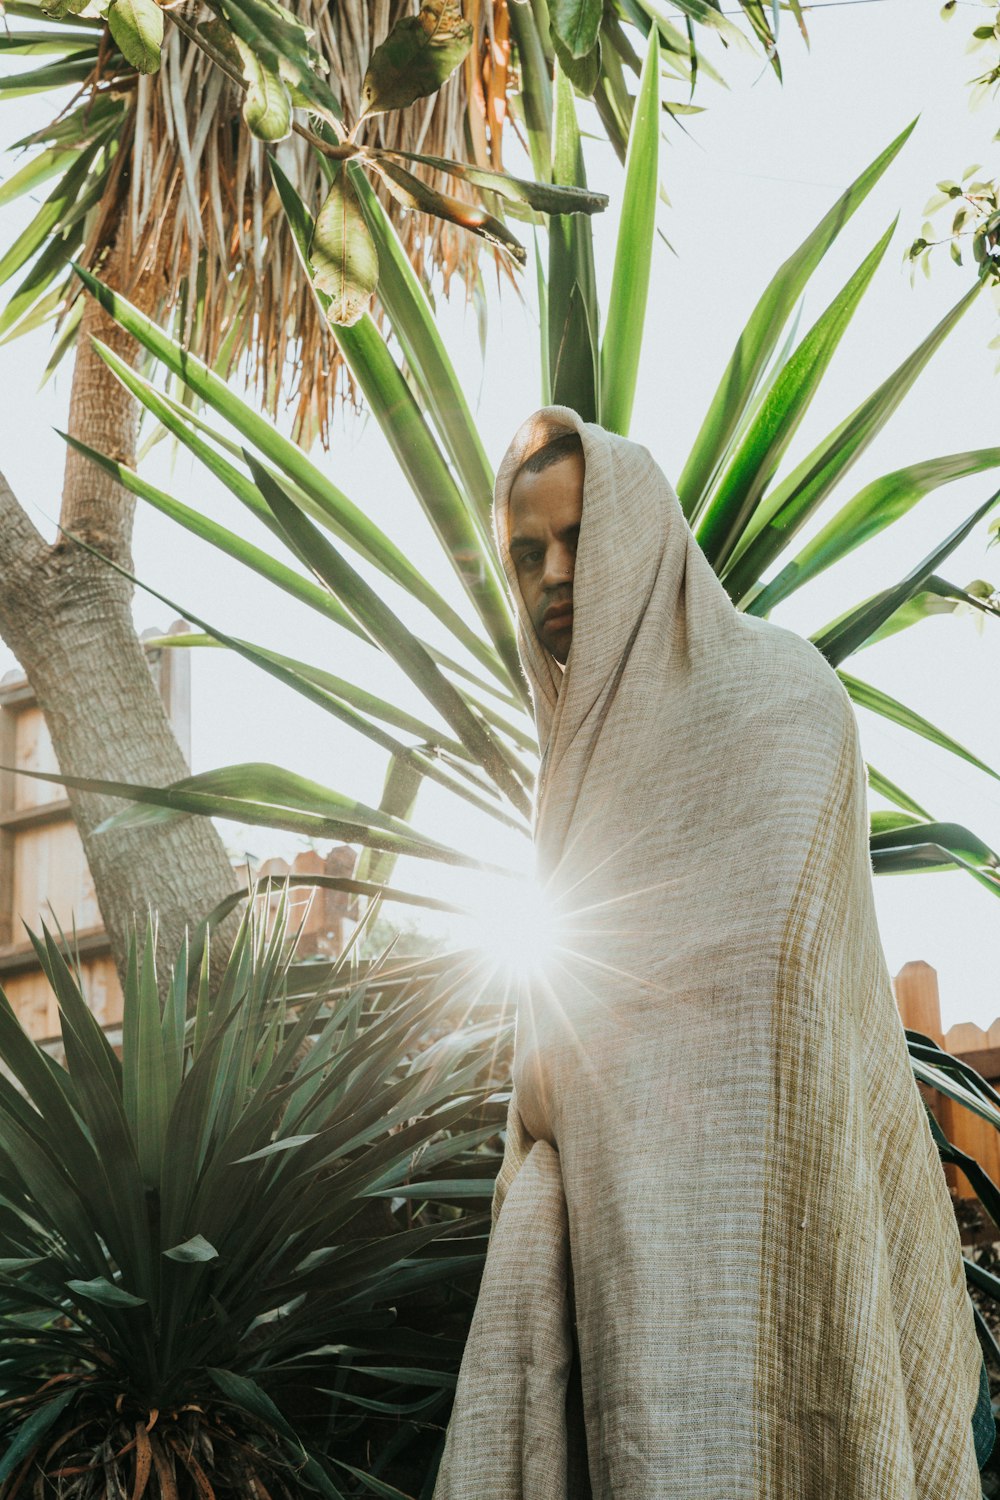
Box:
433;407;985;1499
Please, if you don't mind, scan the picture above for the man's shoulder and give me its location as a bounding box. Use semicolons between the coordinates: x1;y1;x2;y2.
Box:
736;613;851;711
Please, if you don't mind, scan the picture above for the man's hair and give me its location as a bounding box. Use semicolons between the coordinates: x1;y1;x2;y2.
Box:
515;430;583;480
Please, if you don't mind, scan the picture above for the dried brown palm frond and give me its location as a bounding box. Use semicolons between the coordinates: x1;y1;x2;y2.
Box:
325;0;510;289
12;0;512;447
4;1389;304;1500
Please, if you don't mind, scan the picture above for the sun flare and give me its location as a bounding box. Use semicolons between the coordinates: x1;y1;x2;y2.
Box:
462;872;559;984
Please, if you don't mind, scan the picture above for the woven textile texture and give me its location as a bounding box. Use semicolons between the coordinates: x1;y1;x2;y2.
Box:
432;407;988;1499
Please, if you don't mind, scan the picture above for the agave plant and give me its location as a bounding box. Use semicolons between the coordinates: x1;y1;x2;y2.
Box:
0;887;507;1497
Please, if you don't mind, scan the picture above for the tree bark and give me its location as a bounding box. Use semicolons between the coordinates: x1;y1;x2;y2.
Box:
0;232;241;992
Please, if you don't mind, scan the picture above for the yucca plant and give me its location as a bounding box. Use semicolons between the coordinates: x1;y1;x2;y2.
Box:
0;0;790;990
44;96;1000;902
0;887;506;1497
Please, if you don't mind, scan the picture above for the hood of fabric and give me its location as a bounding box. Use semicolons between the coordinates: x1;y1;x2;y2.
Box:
493;406;737;847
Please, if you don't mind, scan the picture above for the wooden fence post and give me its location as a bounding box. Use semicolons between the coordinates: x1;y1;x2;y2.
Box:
251;849;358;957
893;961;962;1196
894;959;1000;1203
942;1014;1000;1203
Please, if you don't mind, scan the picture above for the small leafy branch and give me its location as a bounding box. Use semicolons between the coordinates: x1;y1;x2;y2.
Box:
906;167;1000;283
905;3;1000;362
909;3;1000;280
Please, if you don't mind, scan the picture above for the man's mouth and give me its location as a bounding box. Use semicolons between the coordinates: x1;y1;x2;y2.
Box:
543;601;573;628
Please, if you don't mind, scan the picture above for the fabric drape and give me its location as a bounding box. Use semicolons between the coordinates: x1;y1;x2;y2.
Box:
433;406;988;1499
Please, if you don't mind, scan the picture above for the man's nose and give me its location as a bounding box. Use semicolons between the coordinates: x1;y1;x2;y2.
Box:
542;542;574;588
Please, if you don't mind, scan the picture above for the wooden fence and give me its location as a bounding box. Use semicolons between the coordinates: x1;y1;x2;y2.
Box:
0;626;357;1043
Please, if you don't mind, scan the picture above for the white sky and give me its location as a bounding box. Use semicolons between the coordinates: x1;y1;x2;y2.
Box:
4;0;1000;1031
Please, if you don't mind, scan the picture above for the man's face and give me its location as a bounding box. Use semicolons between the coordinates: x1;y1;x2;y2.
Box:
508;452;584;665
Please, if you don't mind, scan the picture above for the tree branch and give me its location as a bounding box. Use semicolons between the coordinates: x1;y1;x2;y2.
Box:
0;468;48;598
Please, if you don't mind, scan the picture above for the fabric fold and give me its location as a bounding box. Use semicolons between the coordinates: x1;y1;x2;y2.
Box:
433;1140;586;1499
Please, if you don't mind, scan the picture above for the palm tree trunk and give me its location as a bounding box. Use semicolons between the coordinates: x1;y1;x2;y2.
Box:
0;232;241;992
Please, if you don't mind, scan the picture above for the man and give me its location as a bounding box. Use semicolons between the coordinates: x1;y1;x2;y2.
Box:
505;430;584;667
433;407;994;1499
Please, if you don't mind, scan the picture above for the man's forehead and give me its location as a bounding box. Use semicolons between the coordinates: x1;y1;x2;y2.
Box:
509;452;585;528
513;428;584;479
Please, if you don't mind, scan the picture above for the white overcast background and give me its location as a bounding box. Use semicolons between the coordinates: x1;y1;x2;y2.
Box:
3;0;1000;1030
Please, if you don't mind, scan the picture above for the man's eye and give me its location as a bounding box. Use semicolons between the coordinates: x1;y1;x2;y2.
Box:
517;550;542;567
